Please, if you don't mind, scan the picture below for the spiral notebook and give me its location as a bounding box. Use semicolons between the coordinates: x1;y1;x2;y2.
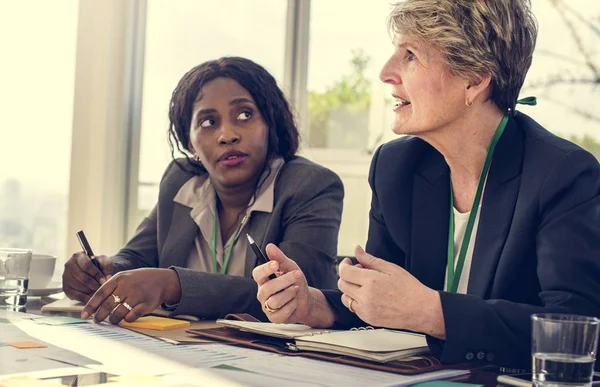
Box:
215;319;428;363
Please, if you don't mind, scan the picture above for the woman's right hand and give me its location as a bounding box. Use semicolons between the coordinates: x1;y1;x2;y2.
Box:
252;244;336;328
62;251;113;303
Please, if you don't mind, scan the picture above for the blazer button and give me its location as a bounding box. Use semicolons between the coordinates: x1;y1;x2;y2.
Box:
476;351;485;360
486;352;495;362
465;352;475;361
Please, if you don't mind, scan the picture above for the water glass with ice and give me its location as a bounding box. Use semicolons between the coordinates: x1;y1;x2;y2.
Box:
532;313;600;386
0;248;32;312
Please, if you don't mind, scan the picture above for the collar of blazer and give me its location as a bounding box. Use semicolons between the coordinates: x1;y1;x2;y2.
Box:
160;158;284;277
410;115;524;298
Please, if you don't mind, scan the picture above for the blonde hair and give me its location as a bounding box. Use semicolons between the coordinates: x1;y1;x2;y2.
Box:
387;0;538;113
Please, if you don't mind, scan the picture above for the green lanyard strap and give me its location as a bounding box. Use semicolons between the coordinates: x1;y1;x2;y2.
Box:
211;193;248;275
446;115;509;293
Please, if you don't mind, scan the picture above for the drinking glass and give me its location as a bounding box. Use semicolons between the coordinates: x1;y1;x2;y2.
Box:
0;248;32;312
532;313;600;386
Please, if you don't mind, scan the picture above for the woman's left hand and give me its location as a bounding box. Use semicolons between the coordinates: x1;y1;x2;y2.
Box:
338;246;446;338
81;268;181;324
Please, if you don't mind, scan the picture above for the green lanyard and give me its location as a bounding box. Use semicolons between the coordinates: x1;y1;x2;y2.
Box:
211;194;248;274
446;115;509;293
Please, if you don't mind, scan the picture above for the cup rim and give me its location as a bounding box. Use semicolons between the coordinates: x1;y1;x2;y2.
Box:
31;254;57;259
0;248;33;255
531;313;600;324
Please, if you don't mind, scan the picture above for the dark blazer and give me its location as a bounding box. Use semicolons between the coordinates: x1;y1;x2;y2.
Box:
111;156;343;319
323;112;600;368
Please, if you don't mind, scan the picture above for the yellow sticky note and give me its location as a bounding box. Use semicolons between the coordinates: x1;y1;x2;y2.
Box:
121;316;190;331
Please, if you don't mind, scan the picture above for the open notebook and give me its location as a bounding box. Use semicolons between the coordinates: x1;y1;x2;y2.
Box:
216;319;428;363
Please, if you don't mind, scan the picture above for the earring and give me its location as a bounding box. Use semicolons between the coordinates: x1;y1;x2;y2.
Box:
192;154;200;161
465;99;473;107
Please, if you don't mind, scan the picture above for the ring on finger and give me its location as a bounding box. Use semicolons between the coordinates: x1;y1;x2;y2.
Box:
121;302;133;311
111;294;121;304
348;297;356;313
264;299;278;313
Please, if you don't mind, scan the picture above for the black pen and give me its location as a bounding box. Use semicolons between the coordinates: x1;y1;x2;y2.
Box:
246;234;277;280
76;230;102;271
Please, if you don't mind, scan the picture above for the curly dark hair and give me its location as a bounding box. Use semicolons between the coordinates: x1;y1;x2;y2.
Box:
167;57;299;173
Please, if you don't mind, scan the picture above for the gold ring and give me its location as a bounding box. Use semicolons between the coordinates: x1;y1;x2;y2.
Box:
348;298;356;313
111;294;121;304
264;299;278;313
122;302;132;311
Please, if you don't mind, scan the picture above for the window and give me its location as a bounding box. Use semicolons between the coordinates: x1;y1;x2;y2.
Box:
303;2;395;254
520;0;600;158
132;0;287;235
305;1;394;151
0;2;78;263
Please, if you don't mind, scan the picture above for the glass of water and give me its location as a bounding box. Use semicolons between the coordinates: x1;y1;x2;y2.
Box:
532;313;600;386
0;248;32;312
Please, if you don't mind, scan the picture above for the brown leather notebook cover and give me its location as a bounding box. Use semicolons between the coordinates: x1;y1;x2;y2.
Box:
186;313;441;375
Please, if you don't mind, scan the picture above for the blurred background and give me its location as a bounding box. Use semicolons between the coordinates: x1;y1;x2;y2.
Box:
0;0;598;273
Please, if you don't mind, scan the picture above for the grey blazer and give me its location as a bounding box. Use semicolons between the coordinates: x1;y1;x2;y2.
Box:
110;156;343;319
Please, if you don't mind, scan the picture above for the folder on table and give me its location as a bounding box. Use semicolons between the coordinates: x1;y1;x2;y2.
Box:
187;313;442;375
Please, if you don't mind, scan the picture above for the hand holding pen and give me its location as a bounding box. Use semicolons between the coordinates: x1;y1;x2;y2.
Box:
250;236;314;323
62;230;113;303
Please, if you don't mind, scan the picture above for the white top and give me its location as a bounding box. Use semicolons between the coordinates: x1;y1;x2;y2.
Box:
443;205;481;294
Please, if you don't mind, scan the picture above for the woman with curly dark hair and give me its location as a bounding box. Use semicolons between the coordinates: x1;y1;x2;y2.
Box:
63;57;343;323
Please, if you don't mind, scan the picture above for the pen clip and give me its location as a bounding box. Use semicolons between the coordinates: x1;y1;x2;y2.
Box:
76;233;88;256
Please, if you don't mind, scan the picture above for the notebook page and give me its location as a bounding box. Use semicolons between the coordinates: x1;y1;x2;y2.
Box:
40;297;84;313
216;320;332;339
296;329;427;352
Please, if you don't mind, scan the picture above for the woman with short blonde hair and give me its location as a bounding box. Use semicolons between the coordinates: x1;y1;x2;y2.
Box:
252;0;600;368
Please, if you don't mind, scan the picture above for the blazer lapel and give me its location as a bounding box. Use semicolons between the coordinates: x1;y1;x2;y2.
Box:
410;148;450;291
160;202;198;269
467;118;523;297
244;211;271;277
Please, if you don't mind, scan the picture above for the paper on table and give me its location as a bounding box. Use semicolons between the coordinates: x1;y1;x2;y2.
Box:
0;346;78;376
0;376;70;387
0;368;97;383
42;297;201;322
108;374;163;384
412;381;482;387
210;367;316;387
40;297;84;314
10;312;273;375
297;329;427;353
0;314;100;369
216;320;330;338
28;316;87;325
225;356;469;387
12;318;190;376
